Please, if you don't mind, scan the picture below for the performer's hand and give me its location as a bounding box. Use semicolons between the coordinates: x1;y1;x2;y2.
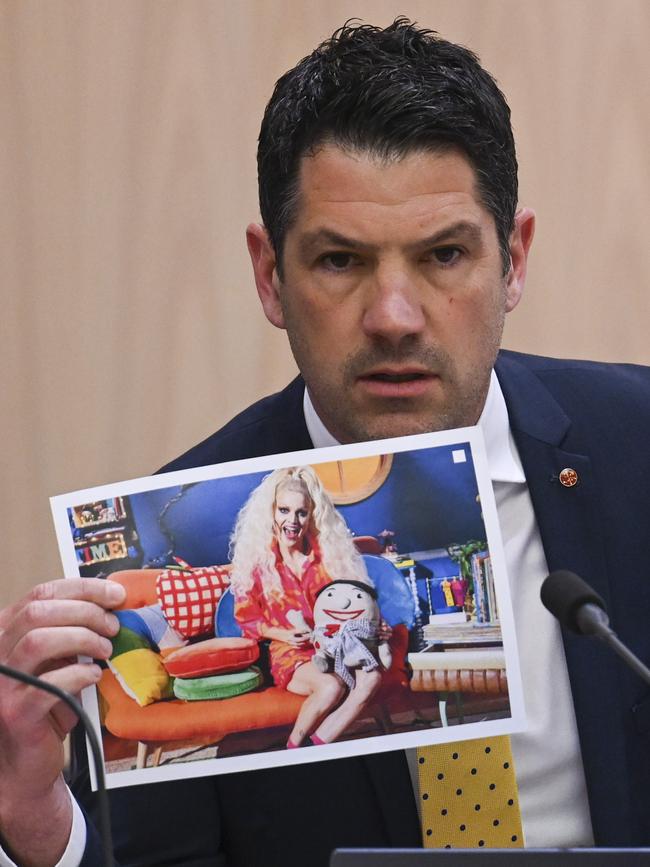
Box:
282;627;312;647
0;577;125;865
378;618;392;641
263;626;312;647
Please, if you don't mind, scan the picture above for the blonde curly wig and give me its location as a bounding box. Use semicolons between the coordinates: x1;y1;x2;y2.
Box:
229;466;368;600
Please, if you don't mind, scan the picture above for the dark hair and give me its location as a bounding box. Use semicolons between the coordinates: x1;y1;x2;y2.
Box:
257;17;518;275
315;579;378;600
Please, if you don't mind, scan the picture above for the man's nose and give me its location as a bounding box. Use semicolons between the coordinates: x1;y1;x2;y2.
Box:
361;265;426;344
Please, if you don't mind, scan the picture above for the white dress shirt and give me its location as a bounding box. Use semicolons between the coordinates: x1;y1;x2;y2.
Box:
0;371;594;866
305;371;594;847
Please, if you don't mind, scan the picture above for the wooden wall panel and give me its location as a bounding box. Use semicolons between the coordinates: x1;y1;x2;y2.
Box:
1;0;649;603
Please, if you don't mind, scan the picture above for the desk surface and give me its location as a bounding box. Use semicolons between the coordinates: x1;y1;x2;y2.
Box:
331;848;650;866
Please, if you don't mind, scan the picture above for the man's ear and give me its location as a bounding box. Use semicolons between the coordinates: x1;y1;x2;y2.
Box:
246;223;286;329
504;207;535;313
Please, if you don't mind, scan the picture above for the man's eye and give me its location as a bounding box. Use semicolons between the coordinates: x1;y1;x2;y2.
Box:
320;252;355;271
431;246;462;265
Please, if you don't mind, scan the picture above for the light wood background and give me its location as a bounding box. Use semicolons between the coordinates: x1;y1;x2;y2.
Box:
2;0;649;606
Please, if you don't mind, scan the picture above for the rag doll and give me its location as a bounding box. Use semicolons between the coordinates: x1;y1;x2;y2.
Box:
309;580;391;689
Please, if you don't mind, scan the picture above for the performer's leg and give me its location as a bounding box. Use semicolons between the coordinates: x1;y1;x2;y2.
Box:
285;662;346;746
313;668;382;743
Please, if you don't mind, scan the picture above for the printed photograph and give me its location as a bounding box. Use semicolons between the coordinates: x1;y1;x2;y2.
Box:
51;430;524;789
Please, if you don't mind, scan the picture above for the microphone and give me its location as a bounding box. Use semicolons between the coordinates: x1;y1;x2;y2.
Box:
0;662;113;867
541;570;650;688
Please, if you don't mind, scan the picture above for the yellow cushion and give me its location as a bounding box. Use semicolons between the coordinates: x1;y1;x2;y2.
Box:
108;648;173;707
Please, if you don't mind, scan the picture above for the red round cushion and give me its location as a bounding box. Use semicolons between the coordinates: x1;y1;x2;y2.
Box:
163;637;259;678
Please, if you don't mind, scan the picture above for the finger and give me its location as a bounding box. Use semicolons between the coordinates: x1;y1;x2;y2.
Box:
3;662;103;729
6;599;120;646
0;578;125;630
7;626;114;676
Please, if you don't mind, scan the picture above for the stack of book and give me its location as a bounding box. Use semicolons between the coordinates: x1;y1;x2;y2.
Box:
471;551;499;624
423;612;502;651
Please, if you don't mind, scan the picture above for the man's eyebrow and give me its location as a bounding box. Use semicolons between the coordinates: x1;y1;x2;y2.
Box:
297;229;377;257
413;221;485;250
296;221;485;258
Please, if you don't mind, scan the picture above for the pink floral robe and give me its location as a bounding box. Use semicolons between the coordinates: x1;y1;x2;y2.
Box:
233;543;332;689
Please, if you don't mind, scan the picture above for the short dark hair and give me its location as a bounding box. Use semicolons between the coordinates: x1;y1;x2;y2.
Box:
315;579;378;600
257;17;518;275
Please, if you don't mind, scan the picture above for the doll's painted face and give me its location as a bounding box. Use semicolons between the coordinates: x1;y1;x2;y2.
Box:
273;487;312;550
314;582;378;624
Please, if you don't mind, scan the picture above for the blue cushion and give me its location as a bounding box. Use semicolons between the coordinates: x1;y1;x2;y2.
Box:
361;554;416;628
214;587;243;637
115;608;157;646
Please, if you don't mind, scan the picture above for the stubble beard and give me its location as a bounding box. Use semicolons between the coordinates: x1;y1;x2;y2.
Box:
288;333;498;444
280;272;507;443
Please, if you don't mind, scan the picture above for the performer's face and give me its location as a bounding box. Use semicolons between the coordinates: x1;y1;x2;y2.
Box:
273;489;312;550
249;145;534;443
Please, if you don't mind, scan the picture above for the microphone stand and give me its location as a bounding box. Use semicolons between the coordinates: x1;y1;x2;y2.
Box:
575;604;650;687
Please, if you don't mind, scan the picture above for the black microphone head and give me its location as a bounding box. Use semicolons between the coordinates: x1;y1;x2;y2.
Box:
540;570;607;633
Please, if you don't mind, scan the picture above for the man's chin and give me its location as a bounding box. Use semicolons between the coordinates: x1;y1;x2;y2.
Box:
336;411;465;444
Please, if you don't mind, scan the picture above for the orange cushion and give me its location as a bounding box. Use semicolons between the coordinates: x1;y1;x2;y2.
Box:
163;636;259;678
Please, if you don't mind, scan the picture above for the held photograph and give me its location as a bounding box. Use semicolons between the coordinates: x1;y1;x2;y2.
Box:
51;428;525;790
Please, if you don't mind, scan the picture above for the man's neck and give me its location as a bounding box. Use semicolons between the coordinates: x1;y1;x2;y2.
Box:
302;371;525;485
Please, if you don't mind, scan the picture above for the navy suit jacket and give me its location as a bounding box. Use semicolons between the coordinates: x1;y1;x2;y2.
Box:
78;350;650;865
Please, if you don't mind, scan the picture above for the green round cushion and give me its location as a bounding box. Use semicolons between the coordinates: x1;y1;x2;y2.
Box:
173;666;263;701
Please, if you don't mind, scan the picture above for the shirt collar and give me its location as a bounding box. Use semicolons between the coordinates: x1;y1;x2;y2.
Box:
303;387;340;449
303;370;525;484
478;370;526;484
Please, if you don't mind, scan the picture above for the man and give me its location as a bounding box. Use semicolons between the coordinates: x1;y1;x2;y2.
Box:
1;18;650;867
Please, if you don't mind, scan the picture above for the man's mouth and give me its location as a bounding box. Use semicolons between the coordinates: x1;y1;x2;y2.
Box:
357;368;437;397
370;371;429;382
323;608;365;621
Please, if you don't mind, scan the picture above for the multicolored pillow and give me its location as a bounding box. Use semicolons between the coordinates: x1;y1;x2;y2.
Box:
173;667;263;701
156;566;231;639
163;637;259;678
108;624;174;707
115;603;186;651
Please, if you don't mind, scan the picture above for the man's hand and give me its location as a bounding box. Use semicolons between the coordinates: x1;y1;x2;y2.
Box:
0;577;125;866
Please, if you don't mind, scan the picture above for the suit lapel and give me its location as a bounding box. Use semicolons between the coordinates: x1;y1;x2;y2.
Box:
496;353;634;843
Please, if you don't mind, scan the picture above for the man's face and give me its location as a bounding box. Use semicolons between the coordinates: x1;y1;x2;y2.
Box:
248;145;533;443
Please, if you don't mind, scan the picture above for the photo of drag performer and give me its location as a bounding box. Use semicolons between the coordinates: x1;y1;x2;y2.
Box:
229;466;388;747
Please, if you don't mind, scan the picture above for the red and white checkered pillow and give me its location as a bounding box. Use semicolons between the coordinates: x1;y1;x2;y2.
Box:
156;565;231;639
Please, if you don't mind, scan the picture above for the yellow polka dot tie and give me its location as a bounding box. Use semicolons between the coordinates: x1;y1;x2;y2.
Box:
416;736;524;848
